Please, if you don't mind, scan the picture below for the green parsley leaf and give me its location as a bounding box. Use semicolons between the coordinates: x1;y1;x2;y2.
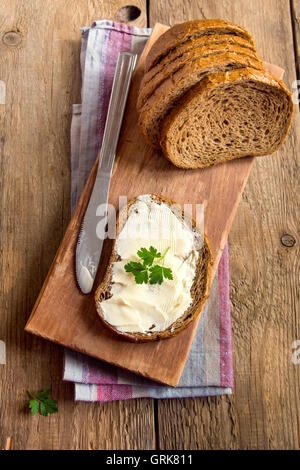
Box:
36;389;50;400
149;265;174;285
124;246;173;285
29;399;39;416
137;246;161;266
27;389;58;417
39;403;48;416
44;398;58;414
124;261;148;284
162;267;173;280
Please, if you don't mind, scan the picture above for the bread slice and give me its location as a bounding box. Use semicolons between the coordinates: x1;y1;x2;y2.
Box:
95;194;213;342
160;68;294;169
138;53;265;148
144;19;256;71
137;42;262;110
139;34;257;104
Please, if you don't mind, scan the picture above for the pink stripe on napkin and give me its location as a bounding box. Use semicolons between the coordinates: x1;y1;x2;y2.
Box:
218;243;234;388
97;385;133;402
96;30;132;146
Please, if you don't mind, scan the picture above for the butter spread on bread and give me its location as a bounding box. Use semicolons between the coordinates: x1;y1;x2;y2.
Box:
95;194;213;342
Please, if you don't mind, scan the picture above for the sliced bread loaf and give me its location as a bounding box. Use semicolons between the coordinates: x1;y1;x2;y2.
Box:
144;19;255;71
160;68;294;169
138;53;265;148
137;42;262;110
140;34;257;94
95;194;213;342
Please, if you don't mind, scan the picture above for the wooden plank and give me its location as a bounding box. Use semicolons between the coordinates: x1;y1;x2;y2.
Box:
150;0;300;449
0;0;155;450
291;0;300;78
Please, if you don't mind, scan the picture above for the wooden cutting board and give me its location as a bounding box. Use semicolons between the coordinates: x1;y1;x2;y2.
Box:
25;23;255;387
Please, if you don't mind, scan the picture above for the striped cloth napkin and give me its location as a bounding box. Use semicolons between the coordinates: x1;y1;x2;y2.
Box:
63;20;234;402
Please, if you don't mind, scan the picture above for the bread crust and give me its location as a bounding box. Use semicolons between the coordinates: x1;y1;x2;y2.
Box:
145;19;256;71
138;41;262;110
144;33;257;84
160;68;294;168
138;52;266;148
95;194;214;342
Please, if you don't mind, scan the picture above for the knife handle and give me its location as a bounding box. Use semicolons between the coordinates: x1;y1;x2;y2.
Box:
99;52;137;174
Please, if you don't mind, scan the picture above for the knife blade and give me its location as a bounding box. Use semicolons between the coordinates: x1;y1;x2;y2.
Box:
76;51;137;294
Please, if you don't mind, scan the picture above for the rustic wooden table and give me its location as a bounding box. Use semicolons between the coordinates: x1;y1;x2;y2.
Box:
0;0;299;450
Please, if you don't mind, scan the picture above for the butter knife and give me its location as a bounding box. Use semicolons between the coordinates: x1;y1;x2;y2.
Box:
76;51;137;294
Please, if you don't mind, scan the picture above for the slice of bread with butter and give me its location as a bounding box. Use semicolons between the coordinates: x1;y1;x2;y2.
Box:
95;194;213;342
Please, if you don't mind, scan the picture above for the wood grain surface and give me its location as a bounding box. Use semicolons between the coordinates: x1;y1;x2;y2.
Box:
292;0;300;78
0;0;299;450
150;0;300;449
0;0;155;451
